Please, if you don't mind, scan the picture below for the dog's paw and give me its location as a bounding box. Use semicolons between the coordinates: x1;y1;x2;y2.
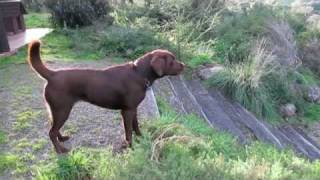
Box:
121;140;132;149
58;135;70;142
56;146;70;154
135;131;142;136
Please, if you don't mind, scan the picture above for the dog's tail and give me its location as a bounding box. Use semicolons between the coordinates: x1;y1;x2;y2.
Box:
28;40;54;80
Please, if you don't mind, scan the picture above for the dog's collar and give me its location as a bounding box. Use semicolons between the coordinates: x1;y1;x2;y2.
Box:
145;78;151;90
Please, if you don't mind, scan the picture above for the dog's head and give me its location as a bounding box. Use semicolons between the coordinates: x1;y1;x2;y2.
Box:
148;49;185;76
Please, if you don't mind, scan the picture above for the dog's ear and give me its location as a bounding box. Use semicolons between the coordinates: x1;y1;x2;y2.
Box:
151;56;165;76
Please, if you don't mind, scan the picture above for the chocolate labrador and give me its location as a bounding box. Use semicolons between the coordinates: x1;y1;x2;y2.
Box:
28;40;184;153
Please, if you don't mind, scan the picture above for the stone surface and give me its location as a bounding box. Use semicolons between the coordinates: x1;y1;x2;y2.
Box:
158;76;320;160
280;103;297;118
197;65;224;80
306;86;320;103
307;14;320;31
7;28;53;51
301;38;320;76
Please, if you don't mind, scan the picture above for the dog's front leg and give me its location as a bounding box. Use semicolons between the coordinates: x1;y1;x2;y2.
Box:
121;109;136;147
132;110;142;136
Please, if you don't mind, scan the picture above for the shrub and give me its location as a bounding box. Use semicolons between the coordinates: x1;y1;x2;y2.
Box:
44;0;113;28
22;0;45;12
100;26;173;59
212;4;276;63
36;150;93;180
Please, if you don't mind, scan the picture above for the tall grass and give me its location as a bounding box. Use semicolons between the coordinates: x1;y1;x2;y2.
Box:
208;39;296;121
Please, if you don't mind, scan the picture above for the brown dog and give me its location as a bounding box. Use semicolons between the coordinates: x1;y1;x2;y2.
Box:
28;40;184;153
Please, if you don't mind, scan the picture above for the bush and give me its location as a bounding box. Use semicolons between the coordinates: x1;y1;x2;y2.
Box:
100;26;173;59
22;0;45;12
45;0;113;28
213;4;276;63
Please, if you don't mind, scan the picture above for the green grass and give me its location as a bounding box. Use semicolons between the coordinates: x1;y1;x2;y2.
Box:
14;138;47;152
188;54;214;68
304;104;320;123
24;13;51;28
13;110;41;131
33;98;320;180
295;68;320;85
0;130;6;145
0;153;18;174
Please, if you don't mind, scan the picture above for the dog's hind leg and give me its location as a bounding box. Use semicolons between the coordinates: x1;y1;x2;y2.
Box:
58;132;70;142
47;100;74;154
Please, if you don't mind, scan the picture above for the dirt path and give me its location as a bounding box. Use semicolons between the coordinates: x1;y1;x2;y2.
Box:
0;60;159;179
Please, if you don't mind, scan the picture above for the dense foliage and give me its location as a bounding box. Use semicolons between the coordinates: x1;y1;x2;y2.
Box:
44;0;113;28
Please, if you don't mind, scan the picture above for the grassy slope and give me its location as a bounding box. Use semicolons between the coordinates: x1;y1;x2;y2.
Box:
34;99;320;180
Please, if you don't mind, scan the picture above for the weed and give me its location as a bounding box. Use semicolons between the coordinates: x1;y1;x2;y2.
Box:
63;124;78;135
0;130;6;145
0;153;18;174
14;138;47;152
188;54;213;68
33;139;48;152
24;13;51;28
304;104;320;123
13;110;41;131
36;149;93;180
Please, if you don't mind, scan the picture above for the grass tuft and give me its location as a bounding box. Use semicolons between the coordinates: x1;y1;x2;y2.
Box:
13;110;41;131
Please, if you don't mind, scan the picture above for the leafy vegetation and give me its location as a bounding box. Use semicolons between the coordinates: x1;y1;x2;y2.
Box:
0;153;18;174
0;130;6;145
13;110;41;131
34;99;320;180
24;13;51;28
44;0;113;28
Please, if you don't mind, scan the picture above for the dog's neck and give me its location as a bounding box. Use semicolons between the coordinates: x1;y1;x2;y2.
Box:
132;56;160;87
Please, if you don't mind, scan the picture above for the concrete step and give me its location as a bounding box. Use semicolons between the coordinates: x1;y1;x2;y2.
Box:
153;76;320;160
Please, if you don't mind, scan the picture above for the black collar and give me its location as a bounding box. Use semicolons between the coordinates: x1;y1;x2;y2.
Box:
132;61;156;90
145;78;151;90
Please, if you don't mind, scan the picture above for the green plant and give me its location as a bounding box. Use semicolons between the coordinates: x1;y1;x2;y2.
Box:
45;0;113;28
13;110;41;131
24;13;51;28
100;25;171;59
304;104;320;123
0;153;18;174
188;54;213;68
22;0;46;12
0;130;6;144
213;4;276;63
36;150;93;180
